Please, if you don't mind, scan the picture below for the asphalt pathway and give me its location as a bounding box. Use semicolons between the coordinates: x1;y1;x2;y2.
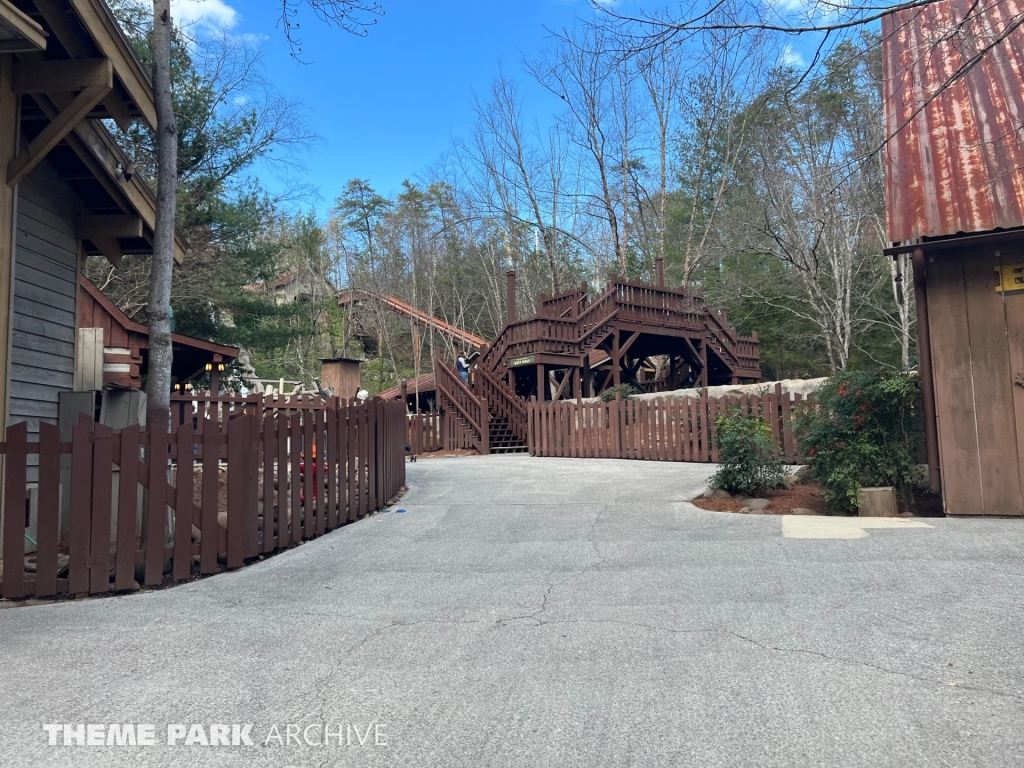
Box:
2;455;1024;767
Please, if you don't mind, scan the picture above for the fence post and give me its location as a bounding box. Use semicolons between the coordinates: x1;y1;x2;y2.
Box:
173;416;192;582
36;422;61;597
89;423;114;593
113;425;139;591
1;422;27;599
226;414;247;569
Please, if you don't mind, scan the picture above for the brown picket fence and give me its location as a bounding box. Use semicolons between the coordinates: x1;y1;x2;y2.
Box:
528;384;811;463
0;396;406;601
406;413;442;454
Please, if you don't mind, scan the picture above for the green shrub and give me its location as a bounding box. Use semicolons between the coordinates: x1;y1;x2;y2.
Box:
797;370;922;513
599;383;641;402
709;408;788;496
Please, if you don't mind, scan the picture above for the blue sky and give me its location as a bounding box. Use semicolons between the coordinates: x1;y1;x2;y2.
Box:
175;0;600;208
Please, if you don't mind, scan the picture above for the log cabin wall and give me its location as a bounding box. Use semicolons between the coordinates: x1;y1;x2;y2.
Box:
924;244;1024;516
7;161;81;479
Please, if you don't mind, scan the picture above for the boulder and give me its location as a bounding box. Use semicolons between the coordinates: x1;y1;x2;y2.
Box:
748;498;770;510
791;507;816;515
708;489;732;499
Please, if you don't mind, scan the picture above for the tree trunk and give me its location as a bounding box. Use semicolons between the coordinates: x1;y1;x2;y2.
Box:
147;0;177;429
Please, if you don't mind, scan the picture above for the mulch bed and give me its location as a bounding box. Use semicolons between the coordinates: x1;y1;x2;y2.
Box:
691;482;829;515
690;481;946;517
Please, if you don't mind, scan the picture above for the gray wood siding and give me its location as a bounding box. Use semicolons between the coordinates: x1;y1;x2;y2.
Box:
8;166;81;464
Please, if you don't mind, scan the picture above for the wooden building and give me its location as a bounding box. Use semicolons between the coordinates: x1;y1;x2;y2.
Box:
883;0;1024;515
78;276;238;390
0;1;187;444
320;356;362;400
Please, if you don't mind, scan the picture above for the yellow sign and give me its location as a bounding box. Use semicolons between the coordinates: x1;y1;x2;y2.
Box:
995;263;1024;292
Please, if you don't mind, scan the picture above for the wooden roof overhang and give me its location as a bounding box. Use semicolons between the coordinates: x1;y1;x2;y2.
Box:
8;0;185;264
79;277;239;389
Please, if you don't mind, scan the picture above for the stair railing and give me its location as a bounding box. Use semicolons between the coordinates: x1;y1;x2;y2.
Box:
434;353;490;454
475;365;527;445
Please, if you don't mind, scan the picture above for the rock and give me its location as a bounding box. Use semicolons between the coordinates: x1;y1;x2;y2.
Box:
791;507;816;515
708;489;732;499
781;475;797;489
899;511;914;517
737;507;750;514
191;524;202;543
748;498;770;510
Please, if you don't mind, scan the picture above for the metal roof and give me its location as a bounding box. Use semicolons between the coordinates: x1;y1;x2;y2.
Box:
882;0;1024;242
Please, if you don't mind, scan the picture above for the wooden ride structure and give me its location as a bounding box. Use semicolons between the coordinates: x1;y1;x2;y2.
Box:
342;257;760;456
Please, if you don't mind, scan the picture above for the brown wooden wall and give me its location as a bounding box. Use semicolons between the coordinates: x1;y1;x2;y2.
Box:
926;247;1024;515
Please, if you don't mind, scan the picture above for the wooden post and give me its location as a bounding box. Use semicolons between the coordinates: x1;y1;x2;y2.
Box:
537;363;546;401
912;249;941;495
0;57;18;441
612;332;621;387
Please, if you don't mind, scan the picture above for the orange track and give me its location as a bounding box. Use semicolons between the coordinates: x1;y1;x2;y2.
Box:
337;289;486;349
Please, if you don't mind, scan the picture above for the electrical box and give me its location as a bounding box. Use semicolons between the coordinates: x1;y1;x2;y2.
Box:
994;262;1024;292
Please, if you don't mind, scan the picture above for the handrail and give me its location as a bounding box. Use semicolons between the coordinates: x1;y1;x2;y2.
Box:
434;354;489;452
476;366;528;446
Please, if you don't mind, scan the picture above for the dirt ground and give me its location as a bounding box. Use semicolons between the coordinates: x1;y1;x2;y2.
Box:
690;481;945;517
691;483;829;515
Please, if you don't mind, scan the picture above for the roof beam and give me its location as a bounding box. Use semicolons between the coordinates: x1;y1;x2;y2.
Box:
7;81;111;186
0;1;47;53
13;57;111;94
90;236;122;267
69;0;155;129
75;213;142;239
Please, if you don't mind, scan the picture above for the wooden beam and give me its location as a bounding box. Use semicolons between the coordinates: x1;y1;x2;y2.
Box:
101;90;132;132
69;0;157;128
75;213;142;239
91;237;123;268
13;57;111;94
0;57;17;437
30;92;186;263
7;82;111;186
0;1;47;52
552;370;571;401
618;331;641;360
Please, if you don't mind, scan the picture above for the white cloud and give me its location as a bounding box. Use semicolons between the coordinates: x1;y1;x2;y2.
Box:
781;44;806;68
172;0;239;34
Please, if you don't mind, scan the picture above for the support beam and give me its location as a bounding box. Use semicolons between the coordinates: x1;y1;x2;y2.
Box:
0;2;47;53
13;57;111;94
7;81;111;186
0;56;17;438
36;0;156;129
91;236;123;267
536;363;545;400
612;333;620;387
552;369;572;401
75;213;143;239
618;331;641;360
912;249;942;494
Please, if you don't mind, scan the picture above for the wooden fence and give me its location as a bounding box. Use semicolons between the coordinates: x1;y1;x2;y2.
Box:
406;413;442;453
527;386;810;463
0;396;406;600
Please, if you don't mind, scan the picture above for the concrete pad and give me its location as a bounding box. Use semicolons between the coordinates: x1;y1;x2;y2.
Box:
782;515;934;539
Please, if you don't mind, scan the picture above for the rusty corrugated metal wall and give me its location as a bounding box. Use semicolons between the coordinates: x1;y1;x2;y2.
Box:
883;0;1024;242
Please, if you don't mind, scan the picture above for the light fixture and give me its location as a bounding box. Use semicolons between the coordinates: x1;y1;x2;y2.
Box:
217;363;225;372
205;363;212;372
173;383;181;391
